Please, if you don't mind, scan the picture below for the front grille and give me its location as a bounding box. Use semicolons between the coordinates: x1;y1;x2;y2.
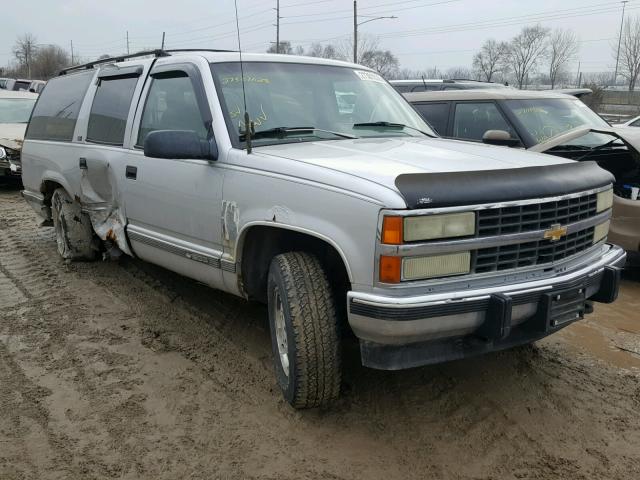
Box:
473;226;595;273
477;194;597;236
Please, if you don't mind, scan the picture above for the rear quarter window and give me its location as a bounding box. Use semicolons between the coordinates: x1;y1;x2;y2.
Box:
26;70;94;142
87;75;139;146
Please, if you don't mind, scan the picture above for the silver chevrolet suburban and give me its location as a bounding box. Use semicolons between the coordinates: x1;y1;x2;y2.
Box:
20;50;626;408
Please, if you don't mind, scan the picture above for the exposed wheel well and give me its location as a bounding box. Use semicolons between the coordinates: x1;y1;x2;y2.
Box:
240;226;351;310
41;180;65;207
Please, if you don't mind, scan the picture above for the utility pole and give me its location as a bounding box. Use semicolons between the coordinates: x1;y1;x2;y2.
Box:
576;61;581;87
126;30;130;55
26;37;32;78
161;32;166;50
276;0;281;53
353;0;358;63
353;1;396;64
614;0;629;87
70;40;74;65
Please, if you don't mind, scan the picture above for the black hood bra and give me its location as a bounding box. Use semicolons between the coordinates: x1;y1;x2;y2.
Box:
395;161;614;209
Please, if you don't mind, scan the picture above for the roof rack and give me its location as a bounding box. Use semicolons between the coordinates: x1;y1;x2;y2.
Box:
58;48;236;76
450;78;496;83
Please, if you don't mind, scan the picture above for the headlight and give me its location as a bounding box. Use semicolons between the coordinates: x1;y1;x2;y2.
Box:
403;212;476;242
593;220;610;243
0;147;6;159
596;188;613;213
402;252;471;280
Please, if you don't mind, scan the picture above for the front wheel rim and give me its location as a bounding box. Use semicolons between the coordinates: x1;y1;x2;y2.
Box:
274;290;290;377
53;198;66;255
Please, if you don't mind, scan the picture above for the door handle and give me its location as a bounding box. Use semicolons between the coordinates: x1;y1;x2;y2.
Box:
125;165;137;180
79;158;87;170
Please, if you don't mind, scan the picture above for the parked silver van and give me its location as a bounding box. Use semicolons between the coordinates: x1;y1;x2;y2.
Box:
21;50;625;408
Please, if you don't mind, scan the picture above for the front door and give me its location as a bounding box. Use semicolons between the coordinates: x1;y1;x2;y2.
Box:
122;64;226;289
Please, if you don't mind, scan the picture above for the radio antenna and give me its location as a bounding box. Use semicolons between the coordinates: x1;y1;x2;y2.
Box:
234;0;252;153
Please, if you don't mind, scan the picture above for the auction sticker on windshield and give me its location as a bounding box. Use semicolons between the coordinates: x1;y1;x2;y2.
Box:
354;70;385;83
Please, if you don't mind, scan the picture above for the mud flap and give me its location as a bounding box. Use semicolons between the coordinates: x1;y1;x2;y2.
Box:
79;157;132;256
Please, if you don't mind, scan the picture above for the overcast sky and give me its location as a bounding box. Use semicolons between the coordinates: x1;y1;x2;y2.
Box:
0;0;635;74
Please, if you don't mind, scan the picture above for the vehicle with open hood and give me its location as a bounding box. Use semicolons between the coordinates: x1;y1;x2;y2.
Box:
404;88;640;265
20;51;625;408
0;90;38;178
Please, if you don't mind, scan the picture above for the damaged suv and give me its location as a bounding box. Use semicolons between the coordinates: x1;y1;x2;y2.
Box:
21;51;626;408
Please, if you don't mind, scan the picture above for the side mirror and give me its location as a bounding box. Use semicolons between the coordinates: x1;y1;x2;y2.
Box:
143;130;218;161
482;129;520;147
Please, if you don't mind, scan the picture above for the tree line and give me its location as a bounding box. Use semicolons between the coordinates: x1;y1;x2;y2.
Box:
6;15;640;91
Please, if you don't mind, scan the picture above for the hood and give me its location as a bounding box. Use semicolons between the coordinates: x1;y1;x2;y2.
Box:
0;123;27;151
256;136;573;188
254;137;612;209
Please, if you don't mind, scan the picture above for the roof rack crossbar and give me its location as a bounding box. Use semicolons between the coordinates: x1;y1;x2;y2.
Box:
58;48;237;76
450;78;496;83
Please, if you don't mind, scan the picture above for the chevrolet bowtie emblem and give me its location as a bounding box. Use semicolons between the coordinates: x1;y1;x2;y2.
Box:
543;223;568;242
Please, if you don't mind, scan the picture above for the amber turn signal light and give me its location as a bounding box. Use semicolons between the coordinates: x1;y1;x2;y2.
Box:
382;216;403;244
379;255;402;283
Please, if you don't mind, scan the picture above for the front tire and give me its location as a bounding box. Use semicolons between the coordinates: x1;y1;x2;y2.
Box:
51;188;97;261
267;252;342;408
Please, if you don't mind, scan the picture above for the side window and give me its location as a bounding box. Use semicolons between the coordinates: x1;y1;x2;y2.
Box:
26;70;94;142
137;72;207;146
87;75;139;146
452;102;515;141
413;102;449;135
630;118;640;127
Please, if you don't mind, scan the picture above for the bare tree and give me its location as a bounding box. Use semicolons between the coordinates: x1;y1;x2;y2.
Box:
583;71;613;87
359;49;399;78
307;43;344;60
472;39;510;82
548;29;579;89
615;16;640;91
507;25;549;89
32;45;70;79
338;34;380;64
266;41;293;54
12;33;38;78
444;67;474;80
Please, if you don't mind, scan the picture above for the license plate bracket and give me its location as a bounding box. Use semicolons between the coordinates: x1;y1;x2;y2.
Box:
541;286;587;330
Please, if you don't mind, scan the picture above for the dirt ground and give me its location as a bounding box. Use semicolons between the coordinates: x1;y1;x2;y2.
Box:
1;183;639;480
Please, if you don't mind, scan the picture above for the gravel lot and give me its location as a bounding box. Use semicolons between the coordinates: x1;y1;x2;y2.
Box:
1;183;639;480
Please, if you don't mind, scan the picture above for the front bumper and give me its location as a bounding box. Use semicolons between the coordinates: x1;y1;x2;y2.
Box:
0;158;21;176
348;244;626;370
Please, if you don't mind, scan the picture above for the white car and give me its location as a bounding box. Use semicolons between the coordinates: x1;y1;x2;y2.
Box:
614;115;640;127
0;89;38;177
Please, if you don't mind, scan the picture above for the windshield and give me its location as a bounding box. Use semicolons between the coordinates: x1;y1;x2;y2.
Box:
210;62;434;146
505;98;610;147
0;98;36;123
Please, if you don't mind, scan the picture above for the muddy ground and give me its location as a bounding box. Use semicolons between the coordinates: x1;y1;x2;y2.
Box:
0;183;639;480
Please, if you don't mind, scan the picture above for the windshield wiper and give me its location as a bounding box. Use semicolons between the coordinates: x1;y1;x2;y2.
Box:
240;126;357;141
574;138;621;162
353;121;435;138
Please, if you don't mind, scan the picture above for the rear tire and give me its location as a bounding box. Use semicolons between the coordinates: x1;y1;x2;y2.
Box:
267;252;342;408
51;188;97;261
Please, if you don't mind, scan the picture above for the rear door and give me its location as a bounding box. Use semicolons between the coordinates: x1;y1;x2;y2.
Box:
121;62;226;289
74;64;147;255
